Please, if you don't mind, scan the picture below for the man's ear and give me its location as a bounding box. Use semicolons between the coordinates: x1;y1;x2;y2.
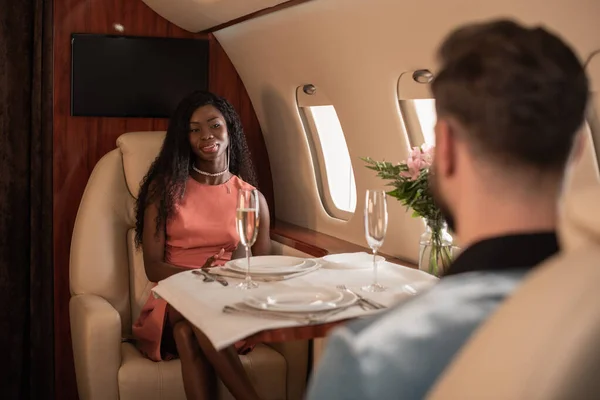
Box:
434;118;456;177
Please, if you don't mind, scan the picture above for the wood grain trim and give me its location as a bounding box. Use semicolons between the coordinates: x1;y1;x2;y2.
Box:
205;0;316;33
271;220;418;269
208;33;276;219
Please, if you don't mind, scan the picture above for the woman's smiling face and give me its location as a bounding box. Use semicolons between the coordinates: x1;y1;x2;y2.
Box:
189;104;230;162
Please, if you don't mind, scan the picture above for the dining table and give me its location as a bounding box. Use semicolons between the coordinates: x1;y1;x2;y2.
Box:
152;252;437;400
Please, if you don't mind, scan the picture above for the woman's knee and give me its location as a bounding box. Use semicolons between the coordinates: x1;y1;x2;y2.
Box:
173;320;198;354
173;320;196;345
167;304;185;326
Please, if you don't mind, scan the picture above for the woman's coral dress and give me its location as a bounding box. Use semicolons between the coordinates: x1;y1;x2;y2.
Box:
133;175;255;361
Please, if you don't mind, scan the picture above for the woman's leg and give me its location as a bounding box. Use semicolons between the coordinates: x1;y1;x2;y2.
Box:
169;307;217;400
191;325;261;400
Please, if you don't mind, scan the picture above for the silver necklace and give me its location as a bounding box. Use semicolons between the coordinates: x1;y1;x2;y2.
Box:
191;164;228;177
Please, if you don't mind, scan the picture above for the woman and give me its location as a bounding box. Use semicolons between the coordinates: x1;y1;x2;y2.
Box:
133;90;271;398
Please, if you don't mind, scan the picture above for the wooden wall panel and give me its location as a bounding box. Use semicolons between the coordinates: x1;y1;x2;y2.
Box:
208;39;276;216
53;1;272;398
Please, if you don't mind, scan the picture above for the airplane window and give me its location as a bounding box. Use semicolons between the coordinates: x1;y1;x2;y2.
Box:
413;99;437;145
397;70;436;146
310;105;357;213
302;105;357;218
398;98;437;147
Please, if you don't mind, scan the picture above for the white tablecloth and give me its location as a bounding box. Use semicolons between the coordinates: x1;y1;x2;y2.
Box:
152;254;437;351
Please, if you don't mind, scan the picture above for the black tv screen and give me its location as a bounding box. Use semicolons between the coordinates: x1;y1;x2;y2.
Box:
71;34;209;118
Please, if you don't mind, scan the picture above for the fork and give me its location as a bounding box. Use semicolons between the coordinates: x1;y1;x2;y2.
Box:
336;285;387;310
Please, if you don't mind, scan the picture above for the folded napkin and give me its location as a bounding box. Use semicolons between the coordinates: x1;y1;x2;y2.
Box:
321;252;385;269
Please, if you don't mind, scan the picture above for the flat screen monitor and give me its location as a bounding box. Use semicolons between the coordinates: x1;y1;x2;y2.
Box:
71;33;209;118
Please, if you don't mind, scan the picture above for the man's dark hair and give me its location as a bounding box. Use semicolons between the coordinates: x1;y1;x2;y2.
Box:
431;19;589;172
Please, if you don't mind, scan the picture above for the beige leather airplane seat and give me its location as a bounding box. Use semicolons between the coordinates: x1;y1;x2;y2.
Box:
69;131;309;400
427;184;600;399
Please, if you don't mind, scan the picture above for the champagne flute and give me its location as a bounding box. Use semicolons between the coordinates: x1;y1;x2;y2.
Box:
235;188;260;289
362;189;388;292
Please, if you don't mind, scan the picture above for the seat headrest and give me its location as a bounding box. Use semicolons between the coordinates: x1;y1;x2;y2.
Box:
116;131;166;199
559;185;600;251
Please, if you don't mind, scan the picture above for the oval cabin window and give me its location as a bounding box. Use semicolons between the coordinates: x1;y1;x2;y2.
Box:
296;86;357;220
309;105;357;214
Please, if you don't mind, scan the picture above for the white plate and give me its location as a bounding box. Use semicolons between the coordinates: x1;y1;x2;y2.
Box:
322;252;385;269
225;256;315;275
244;287;355;312
244;259;318;275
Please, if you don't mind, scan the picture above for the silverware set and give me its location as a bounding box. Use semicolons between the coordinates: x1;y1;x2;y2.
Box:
193;264;321;283
336;285;386;310
192;269;229;286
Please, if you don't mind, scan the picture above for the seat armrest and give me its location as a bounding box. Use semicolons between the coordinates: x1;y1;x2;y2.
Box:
266;340;310;400
70;294;122;400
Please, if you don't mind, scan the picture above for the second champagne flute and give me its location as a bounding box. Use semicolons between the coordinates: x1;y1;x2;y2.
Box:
236;188;260;289
362;189;388;292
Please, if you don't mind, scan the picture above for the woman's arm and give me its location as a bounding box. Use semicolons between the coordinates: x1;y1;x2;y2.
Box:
252;191;271;256
142;201;187;282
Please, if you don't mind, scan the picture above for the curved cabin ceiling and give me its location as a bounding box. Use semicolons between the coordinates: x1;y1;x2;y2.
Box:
141;0;291;32
212;0;600;259
143;0;600;262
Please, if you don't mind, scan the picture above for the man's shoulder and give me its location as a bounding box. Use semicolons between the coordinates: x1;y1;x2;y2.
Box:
309;270;529;399
350;270;528;346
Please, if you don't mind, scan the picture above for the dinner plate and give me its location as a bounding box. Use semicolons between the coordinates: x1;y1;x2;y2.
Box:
322;252;385;269
225;255;314;275
243;287;356;312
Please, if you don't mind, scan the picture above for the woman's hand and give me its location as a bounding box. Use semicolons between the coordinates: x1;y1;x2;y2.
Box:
201;248;225;269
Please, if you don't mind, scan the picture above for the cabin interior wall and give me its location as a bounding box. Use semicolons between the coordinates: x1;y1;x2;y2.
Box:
42;0;600;397
215;0;600;263
52;1;271;398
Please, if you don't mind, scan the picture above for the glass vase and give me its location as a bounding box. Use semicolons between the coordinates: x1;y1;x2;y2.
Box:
419;218;454;277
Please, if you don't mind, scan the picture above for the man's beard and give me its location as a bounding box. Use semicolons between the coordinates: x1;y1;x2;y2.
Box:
428;165;456;233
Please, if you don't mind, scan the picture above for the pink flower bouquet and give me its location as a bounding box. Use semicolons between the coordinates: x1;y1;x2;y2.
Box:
362;144;441;225
362;144;453;276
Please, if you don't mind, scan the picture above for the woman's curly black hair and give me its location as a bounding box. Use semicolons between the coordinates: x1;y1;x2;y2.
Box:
134;90;257;248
